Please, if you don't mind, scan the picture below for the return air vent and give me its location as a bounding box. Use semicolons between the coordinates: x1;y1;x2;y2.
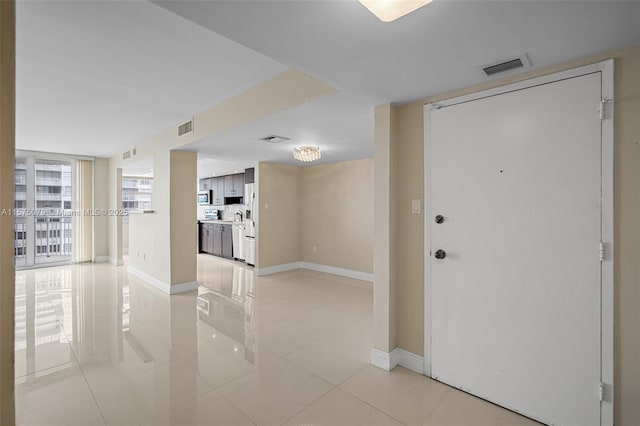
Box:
259;135;291;144
481;55;530;77
178;119;194;136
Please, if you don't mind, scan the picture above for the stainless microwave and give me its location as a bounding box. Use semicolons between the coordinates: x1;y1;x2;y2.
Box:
198;190;211;205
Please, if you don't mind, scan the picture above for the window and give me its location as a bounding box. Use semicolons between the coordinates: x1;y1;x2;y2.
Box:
15;156;75;267
122;175;153;212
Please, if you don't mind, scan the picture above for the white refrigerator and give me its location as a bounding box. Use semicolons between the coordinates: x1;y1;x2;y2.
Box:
243;183;255;265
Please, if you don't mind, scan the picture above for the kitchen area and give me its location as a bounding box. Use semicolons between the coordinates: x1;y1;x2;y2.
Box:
197;166;255;266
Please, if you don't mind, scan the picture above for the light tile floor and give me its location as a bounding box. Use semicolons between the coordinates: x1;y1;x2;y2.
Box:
15;255;541;426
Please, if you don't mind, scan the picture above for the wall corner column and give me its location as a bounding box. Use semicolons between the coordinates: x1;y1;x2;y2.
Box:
169;150;197;287
373;103;398;357
0;0;16;423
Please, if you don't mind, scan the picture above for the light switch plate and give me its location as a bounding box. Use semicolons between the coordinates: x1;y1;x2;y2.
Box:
411;199;421;214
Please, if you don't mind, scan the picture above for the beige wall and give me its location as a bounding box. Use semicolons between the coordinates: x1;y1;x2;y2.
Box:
127;149;198;287
373;104;398;353
256;162;301;268
128;212;159;278
93;158;109;260
384;44;640;424
167;69;336;150
169;151;197;284
0;1;15;423
107;69;336;286
300;158;374;274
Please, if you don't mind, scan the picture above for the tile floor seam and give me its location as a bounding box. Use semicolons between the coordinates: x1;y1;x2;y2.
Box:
14;358;75;380
65;348;109;426
334;363;369;388
330;364;412;426
257;326;335;358
62;325;196;426
335;381;411;426
216;358;335;426
276;383;337;426
214;388;259;426
419;386;456;426
199;351;282;391
133;389;228;426
101;370;211;426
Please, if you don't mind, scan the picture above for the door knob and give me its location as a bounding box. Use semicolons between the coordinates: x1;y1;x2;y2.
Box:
435;215;444;224
434;249;446;259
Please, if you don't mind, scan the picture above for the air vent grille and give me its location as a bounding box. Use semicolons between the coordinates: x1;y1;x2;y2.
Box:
481;55;530;77
260;135;291;144
178;119;193;136
122;150;131;160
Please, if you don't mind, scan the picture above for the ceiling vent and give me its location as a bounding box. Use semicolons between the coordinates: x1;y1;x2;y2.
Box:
178;119;194;137
260;135;291;144
481;55;530;77
122;150;131;160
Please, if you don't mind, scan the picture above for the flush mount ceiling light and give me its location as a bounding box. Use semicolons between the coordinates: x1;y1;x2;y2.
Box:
293;146;321;163
359;0;433;22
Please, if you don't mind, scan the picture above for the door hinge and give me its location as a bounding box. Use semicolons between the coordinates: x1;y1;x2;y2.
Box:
599;98;613;121
599;242;605;262
599;382;605;401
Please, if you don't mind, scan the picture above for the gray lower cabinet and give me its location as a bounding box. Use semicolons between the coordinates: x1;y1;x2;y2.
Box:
212;225;222;256
200;223;233;259
221;225;232;259
200;223;213;254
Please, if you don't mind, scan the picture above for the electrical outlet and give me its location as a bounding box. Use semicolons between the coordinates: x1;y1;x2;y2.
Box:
313;245;317;253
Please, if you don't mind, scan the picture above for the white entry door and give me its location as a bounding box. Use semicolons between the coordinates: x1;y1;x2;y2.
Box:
426;66;612;426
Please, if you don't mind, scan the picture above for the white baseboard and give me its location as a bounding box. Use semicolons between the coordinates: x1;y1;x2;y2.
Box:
105;256;123;266
370;348;396;371
255;262;301;276
396;348;425;374
93;255;109;263
255;261;373;283
128;266;199;295
299;262;373;282
168;280;200;294
370;347;424;374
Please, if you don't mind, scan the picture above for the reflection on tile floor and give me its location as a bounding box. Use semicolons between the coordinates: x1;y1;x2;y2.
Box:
15;255;540;426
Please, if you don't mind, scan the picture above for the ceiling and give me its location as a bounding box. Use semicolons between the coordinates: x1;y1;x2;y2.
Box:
17;1;640;171
156;0;640;102
187;90;379;169
16;0;286;157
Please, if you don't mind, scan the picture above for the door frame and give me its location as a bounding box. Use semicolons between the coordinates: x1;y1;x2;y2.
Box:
423;59;614;425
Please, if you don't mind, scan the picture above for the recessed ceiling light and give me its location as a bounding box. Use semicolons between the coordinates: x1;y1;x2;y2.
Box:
359;0;433;22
